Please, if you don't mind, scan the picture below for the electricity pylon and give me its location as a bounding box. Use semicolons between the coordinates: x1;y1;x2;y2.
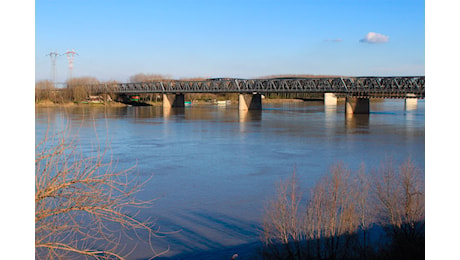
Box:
46;50;60;87
63;49;79;80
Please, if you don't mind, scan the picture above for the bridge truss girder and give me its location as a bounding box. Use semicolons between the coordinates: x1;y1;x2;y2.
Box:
93;76;424;99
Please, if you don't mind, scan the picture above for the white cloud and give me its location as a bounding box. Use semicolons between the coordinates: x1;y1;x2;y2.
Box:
360;32;389;44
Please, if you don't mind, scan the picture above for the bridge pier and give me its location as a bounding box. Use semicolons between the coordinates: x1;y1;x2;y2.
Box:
239;93;262;111
324;93;338;106
404;94;418;111
163;93;185;108
345;97;370;114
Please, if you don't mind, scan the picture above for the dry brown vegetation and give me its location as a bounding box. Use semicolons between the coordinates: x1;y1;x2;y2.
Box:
262;159;424;259
128;73;173;83
36;73;348;105
256;74;347;79
35;126;166;259
35;77;121;105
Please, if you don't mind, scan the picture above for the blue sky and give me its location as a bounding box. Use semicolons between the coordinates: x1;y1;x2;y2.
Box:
35;0;425;82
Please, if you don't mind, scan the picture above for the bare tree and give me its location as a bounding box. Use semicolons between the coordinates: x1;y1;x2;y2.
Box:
263;164;360;259
65;77;100;102
35;80;55;103
129;73;172;83
372;158;425;258
35;125;167;259
303;163;360;259
354;163;373;255
262;159;425;259
373;158;424;226
98;80;119;103
262;171;303;259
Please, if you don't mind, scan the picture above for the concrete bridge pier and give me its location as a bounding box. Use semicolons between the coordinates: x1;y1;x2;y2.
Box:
345;97;370;114
163;93;185;108
239;93;262;111
324;93;338;106
404;94;418;111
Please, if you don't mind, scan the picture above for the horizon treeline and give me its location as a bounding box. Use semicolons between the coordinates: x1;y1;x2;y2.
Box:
35;74;327;104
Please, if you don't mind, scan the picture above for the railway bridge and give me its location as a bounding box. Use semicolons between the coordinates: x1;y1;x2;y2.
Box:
92;76;424;114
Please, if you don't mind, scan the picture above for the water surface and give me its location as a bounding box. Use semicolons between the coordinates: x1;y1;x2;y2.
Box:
35;100;425;259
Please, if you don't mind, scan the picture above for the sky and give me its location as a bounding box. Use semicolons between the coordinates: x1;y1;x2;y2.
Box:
35;0;425;83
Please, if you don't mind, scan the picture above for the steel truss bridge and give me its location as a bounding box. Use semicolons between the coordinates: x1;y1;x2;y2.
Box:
93;76;424;98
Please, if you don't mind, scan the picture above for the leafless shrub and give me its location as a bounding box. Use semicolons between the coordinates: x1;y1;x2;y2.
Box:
372;158;424;228
99;80;119;103
129;73;172;83
35;125;166;259
262;171;303;259
262;164;360;259
303;163;360;259
35;80;57;103
262;159;424;259
354;163;373;253
64;77;100;102
372;158;425;258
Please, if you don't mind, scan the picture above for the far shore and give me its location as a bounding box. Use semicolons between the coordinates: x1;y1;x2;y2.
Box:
35;98;315;107
35;100;129;107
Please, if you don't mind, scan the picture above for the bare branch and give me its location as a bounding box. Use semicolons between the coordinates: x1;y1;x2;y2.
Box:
36;126;166;259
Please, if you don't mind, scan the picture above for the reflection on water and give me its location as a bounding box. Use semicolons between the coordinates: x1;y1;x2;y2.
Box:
345;114;370;133
239;110;262;134
238;110;262;123
163;106;185;118
35;100;424;258
324;105;338;138
324;105;337;118
133;105;162;119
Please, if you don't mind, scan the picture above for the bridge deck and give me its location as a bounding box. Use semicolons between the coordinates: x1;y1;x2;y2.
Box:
91;77;424;98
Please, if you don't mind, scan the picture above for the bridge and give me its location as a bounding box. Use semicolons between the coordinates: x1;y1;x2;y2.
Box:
91;76;424;114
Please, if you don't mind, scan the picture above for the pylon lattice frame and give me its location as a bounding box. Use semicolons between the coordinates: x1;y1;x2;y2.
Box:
64;49;78;80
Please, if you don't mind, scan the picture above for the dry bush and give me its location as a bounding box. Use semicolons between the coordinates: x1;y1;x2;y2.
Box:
129;73;172;83
99;81;119;103
372;158;425;258
262;171;303;259
256;74;344;79
354;164;373;252
262;164;361;259
179;77;207;81
36;80;57;103
262;159;424;259
35;126;166;259
64;77;100;102
303;163;360;259
372;158;424;229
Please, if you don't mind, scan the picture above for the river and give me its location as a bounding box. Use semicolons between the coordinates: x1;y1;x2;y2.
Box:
35;99;424;259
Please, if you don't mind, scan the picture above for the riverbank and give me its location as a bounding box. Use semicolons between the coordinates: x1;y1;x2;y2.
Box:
263;98;311;103
35;97;391;108
35;100;129;107
134;98;310;106
35;98;326;108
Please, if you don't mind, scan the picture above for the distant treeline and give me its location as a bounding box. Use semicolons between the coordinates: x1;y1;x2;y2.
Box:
35;77;116;104
35;73;340;104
